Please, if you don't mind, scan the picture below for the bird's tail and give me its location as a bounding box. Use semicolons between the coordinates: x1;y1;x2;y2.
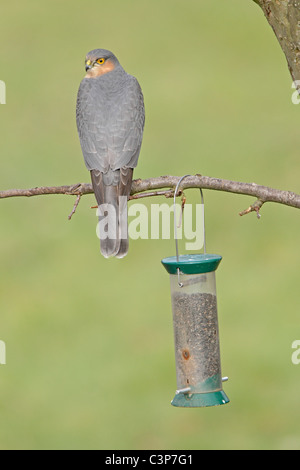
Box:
91;169;132;258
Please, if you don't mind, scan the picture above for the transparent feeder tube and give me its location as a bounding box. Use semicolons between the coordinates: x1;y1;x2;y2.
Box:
171;271;222;389
162;254;229;408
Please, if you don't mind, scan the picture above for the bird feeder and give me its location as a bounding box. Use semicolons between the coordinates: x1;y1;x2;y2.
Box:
161;176;229;408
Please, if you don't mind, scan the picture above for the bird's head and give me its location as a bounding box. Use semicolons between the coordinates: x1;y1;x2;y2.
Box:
84;49;120;78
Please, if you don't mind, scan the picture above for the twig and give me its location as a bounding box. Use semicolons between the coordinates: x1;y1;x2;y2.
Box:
129;189;175;200
239;199;264;219
177;194;187;228
68;194;81;220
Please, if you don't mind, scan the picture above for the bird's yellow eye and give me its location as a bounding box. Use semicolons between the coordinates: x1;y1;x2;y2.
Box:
96;58;105;64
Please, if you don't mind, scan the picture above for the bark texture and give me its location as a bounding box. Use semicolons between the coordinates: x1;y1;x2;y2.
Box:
254;0;300;90
0;176;299;217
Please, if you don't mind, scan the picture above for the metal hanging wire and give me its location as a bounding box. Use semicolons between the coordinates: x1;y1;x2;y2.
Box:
173;175;206;287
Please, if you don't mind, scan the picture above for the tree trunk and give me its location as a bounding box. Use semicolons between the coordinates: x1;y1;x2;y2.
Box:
253;0;300;91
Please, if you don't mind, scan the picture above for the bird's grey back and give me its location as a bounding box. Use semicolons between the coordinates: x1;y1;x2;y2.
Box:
76;68;145;176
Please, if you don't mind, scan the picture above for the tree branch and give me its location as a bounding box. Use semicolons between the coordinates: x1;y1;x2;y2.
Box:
253;0;300;91
0;175;299;219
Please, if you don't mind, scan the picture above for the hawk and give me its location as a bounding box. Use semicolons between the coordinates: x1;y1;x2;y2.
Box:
76;49;145;258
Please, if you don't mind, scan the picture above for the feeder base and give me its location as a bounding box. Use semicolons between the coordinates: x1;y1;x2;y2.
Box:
171;390;230;408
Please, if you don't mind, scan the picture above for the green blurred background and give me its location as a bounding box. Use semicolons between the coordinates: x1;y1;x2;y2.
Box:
0;0;299;450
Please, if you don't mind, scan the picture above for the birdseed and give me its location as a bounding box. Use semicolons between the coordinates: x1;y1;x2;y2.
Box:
171;292;222;390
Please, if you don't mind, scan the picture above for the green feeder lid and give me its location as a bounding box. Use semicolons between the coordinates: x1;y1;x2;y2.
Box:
161;254;222;275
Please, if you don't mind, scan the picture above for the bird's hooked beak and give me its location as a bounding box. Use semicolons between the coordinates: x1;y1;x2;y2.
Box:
85;59;93;72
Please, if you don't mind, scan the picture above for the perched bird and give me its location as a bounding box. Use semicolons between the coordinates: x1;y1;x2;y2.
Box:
76;49;145;258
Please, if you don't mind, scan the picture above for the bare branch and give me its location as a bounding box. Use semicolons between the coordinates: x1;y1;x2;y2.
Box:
0;183;92;199
253;0;300;91
0;175;299;218
133;175;300;211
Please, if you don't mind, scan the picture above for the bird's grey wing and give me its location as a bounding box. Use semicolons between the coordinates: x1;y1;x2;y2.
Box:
113;76;145;170
94;75;145;172
76;78;109;173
